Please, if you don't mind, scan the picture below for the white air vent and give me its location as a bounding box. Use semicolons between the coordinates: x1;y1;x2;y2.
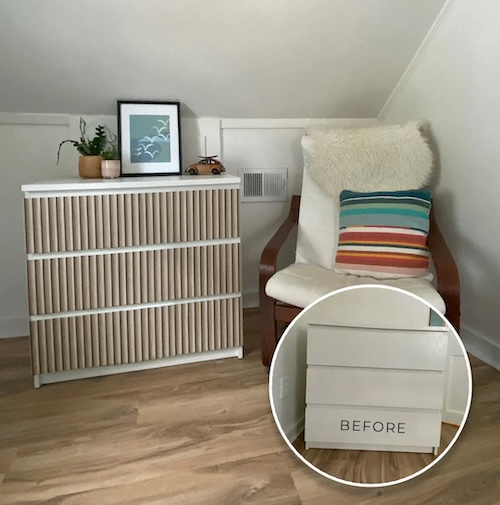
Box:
240;168;288;202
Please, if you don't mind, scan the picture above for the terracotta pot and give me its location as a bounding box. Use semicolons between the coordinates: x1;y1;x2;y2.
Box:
101;160;121;179
78;155;103;178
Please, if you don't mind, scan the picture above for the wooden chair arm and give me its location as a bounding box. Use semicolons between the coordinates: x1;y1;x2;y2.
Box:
259;195;301;289
259;195;300;366
428;210;461;331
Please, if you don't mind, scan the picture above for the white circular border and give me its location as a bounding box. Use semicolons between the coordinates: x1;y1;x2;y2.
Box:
268;284;473;488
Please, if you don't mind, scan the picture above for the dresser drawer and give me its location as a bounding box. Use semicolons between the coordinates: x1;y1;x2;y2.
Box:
24;188;240;254
306;366;444;409
29;296;242;374
304;405;442;449
27;243;240;315
307;324;448;371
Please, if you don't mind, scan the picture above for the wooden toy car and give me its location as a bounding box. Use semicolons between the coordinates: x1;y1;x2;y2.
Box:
186;156;225;175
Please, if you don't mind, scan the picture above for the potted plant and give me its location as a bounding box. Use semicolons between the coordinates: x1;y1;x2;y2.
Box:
57;118;118;178
101;143;121;179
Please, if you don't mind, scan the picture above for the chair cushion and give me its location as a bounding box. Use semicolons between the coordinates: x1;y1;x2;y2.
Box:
333;188;432;279
265;263;445;314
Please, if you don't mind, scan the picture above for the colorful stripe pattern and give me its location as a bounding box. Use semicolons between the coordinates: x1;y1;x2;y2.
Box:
334;189;432;278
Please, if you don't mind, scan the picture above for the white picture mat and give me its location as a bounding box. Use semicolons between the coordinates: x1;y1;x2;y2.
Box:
119;102;181;175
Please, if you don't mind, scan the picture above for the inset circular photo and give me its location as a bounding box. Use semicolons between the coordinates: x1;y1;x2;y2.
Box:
269;285;472;487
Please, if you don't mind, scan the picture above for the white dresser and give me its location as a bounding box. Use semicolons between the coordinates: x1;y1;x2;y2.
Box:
304;324;448;454
22;175;243;387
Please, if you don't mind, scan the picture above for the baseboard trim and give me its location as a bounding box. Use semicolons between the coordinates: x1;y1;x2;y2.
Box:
243;292;259;309
442;410;466;426
461;325;500;372
0;316;28;339
285;416;305;444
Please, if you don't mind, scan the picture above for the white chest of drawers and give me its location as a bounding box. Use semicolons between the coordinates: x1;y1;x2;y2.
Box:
304;324;448;454
22;175;243;387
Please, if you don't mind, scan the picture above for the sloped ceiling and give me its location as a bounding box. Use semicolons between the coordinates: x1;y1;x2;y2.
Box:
0;0;446;118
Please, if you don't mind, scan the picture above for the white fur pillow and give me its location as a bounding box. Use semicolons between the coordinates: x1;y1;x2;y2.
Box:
304;121;433;198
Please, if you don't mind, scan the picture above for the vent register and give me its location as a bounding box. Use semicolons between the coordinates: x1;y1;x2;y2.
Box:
240;168;288;202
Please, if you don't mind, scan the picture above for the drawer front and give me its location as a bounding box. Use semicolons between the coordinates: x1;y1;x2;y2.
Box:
27;243;240;316
29;297;242;374
304;405;442;448
24;188;240;254
306;366;444;410
307;324;448;371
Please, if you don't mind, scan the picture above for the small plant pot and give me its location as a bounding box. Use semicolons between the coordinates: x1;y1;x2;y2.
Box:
79;155;103;178
101;160;121;179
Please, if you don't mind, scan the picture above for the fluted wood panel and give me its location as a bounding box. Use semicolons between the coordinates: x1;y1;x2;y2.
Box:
24;183;243;381
27;244;240;315
25;189;240;254
29;298;242;374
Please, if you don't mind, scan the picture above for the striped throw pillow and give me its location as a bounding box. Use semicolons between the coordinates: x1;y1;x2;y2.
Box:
333;189;432;279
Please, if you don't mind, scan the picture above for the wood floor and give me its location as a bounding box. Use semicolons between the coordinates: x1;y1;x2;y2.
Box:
293;423;459;484
0;308;499;504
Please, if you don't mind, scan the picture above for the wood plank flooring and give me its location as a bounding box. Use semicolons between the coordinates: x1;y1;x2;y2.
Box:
0;309;499;504
293;423;458;484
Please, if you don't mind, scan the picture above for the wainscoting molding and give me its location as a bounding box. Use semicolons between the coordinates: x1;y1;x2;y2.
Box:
1;113;378;339
0;113;69;126
220;118;379;130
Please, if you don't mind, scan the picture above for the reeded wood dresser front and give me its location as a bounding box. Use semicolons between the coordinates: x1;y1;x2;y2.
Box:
22;175;243;387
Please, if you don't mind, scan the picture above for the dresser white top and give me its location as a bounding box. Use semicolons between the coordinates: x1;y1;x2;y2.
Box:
21;174;241;194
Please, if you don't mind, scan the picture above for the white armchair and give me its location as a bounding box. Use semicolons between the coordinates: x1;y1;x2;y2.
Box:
259;123;460;366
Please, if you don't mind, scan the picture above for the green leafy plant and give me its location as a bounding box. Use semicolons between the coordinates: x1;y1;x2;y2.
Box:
102;143;119;160
57;118;118;163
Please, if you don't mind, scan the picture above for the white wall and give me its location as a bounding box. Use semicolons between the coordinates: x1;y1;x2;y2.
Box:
380;0;500;369
0;114;376;337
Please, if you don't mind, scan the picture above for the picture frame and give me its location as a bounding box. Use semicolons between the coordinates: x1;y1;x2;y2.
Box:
117;100;182;176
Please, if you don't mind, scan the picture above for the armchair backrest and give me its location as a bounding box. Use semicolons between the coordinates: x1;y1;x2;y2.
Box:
295;123;434;269
295;163;338;269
